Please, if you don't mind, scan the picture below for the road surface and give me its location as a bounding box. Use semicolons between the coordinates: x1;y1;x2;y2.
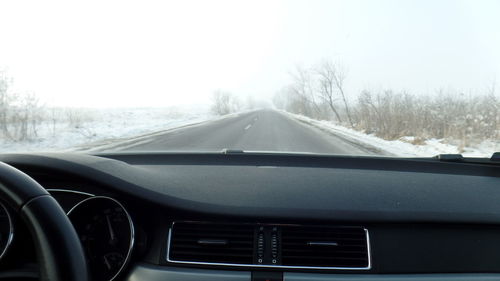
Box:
117;109;384;155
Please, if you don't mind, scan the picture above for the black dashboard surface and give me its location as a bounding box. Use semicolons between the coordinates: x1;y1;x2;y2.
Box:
2;152;500;278
0;152;499;224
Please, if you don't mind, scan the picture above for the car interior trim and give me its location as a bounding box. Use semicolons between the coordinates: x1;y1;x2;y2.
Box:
0;202;14;261
46;188;95;198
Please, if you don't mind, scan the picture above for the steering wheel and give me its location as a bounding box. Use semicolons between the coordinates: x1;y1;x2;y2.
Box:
0;162;89;281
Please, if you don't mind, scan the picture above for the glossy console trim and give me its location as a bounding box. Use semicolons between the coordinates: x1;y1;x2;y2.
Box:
126;264;250;281
166;221;372;270
126;264;500;281
284;272;500;281
46;189;95;197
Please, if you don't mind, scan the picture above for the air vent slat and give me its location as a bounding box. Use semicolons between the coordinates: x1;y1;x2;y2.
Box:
174;227;251;232
173;251;253;258
173;240;252;246
174;243;252;251
168;222;371;270
282;249;367;255
173;236;253;241
174;231;253;238
281;226;370;268
171;246;252;254
169;222;254;265
282;243;367;248
283;256;368;261
283;236;365;240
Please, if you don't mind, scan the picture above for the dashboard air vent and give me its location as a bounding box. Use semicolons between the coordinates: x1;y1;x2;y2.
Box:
168;222;254;265
281;226;370;269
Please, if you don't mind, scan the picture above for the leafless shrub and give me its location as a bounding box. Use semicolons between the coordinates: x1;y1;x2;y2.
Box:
211;90;241;115
353;89;500;146
65;108;94;128
0;71;101;143
0;71;14;139
274;62;499;147
0;71;47;141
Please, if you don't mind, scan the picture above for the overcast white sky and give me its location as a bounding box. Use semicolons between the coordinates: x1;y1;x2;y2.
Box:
0;0;499;107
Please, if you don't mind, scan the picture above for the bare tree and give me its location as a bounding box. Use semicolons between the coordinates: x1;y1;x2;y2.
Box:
0;71;13;138
272;88;287;110
314;62;342;122
315;60;353;127
50;107;59;137
211;90;240;115
277;59;499;150
24;93;42;140
288;65;322;118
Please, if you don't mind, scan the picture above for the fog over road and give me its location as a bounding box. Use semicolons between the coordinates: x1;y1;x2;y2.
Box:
118;109;383;155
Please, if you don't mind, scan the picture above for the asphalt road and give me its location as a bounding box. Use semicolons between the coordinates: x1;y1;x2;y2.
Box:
118;109;382;155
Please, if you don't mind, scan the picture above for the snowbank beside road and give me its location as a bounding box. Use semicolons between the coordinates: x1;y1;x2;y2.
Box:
0;106;215;153
284;111;498;157
2;106;496;157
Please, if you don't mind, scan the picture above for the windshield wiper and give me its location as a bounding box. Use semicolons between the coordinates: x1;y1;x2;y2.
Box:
221;148;245;154
433;152;500;164
492;152;500;161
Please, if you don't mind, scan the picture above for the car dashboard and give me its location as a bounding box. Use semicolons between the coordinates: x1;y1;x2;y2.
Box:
0;152;499;281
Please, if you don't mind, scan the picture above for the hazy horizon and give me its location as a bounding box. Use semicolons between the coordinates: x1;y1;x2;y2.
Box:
1;0;499;107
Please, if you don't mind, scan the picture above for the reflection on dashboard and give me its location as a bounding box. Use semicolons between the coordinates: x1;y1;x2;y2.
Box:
0;202;13;261
68;196;135;281
47;189;94;211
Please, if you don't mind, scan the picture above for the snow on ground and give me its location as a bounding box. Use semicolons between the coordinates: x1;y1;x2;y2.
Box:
0;105;216;153
284;111;499;157
2;107;497;157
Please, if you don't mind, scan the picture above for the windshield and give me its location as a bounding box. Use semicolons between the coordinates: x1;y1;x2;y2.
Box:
0;0;498;157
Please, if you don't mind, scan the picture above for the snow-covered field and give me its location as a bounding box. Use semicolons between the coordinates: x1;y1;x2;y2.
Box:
1;107;497;157
284;111;499;157
0;105;215;153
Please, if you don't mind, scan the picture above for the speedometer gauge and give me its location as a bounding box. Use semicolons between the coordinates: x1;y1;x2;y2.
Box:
68;197;134;281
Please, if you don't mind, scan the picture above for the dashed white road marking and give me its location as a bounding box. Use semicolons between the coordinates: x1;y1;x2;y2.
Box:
244;124;252;130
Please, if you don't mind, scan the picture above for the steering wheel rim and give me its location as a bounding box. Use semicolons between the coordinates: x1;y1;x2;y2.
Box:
0;162;89;281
